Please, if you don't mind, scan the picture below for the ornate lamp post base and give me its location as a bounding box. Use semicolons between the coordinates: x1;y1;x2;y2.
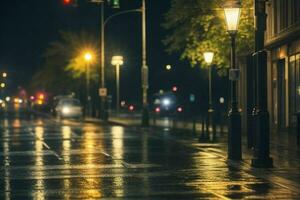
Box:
228;109;242;160
251;109;273;168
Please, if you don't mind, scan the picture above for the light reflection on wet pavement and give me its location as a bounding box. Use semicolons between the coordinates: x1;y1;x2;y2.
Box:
1;112;300;199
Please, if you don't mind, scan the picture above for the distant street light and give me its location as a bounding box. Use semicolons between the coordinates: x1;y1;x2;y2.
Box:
84;51;93;116
2;72;7;78
203;52;214;140
1;83;6;88
84;53;92;61
111;56;124;114
166;65;172;71
224;0;242;160
219;97;225;104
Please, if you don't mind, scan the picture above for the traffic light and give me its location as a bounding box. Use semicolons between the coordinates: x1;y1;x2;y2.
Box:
111;0;120;9
62;0;77;7
172;86;178;92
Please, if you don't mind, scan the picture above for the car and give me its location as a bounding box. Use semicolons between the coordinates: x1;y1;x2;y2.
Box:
54;98;83;119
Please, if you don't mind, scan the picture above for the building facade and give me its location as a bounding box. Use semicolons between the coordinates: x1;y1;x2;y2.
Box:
265;0;300;129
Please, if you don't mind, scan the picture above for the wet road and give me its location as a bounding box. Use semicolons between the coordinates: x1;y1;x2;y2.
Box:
1;111;300;199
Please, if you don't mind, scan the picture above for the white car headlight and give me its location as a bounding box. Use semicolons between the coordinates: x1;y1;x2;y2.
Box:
162;98;171;107
62;107;71;114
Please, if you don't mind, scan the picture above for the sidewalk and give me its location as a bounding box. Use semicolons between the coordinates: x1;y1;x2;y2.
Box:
85;114;300;195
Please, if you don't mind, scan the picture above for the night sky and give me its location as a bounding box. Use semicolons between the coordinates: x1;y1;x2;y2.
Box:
0;0;227;109
0;1;172;90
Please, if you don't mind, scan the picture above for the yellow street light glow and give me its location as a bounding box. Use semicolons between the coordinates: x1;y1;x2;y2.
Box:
223;1;241;32
1;83;6;88
2;72;7;78
5;97;10;102
203;52;214;65
84;52;93;62
14;98;19;103
37;100;43;105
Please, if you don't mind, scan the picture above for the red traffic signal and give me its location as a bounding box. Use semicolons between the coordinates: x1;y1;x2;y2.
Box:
172;86;178;92
62;0;77;6
129;105;135;111
155;107;160;113
63;0;71;4
177;107;183;113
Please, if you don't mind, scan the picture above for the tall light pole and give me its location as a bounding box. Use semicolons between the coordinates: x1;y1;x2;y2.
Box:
224;0;242;160
91;0;147;123
141;0;149;127
84;52;93;116
251;0;273;168
111;56;124;114
203;52;214;140
99;2;108;121
90;0;142;121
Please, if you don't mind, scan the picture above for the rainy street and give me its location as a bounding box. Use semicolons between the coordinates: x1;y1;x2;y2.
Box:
0;111;300;199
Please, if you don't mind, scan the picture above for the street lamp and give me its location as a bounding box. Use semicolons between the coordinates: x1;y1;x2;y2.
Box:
141;0;149;127
166;65;172;71
2;72;7;78
111;55;124;114
84;52;93;116
224;0;242;160
91;0;143;122
203;52;214;140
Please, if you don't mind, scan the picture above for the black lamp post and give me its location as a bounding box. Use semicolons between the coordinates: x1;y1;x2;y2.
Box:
224;0;242;160
251;0;273;168
204;52;214;140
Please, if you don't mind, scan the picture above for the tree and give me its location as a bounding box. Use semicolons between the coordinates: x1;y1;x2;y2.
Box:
31;31;100;94
163;0;254;75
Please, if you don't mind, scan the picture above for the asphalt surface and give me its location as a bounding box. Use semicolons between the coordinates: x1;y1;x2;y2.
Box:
1;110;300;199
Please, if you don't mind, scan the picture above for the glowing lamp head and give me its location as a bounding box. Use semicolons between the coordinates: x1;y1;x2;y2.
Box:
166;65;172;70
111;56;124;66
219;97;225;104
203;52;214;65
84;52;93;62
223;0;241;33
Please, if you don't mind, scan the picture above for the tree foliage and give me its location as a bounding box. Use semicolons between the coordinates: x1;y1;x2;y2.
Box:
30;31;100;94
163;0;254;75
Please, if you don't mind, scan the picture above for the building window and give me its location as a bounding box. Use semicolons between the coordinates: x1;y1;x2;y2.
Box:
289;53;300;127
279;0;289;31
271;0;299;35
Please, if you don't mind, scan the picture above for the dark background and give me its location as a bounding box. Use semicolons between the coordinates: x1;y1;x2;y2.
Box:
0;0;228;112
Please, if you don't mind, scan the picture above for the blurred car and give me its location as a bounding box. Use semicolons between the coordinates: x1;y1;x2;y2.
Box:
54;98;83;119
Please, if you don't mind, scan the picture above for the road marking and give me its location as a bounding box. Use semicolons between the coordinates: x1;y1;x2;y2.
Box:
29;131;63;161
101;151;131;168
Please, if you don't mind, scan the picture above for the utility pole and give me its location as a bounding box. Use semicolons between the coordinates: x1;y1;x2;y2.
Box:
141;0;149;127
100;2;108;121
251;0;273;168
